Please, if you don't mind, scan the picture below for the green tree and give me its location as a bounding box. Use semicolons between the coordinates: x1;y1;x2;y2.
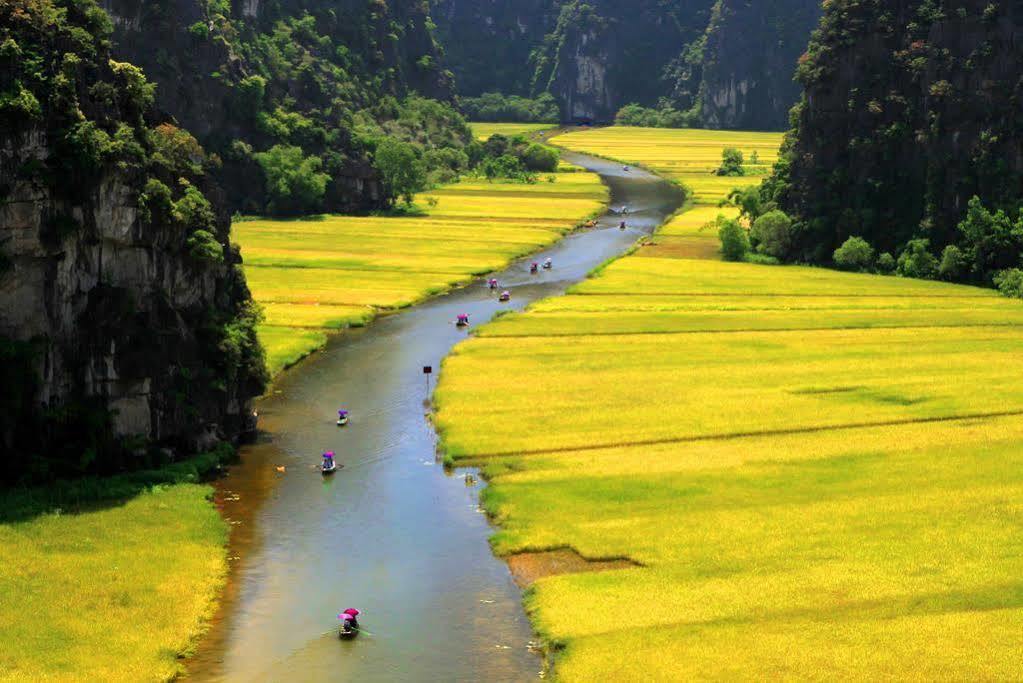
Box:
716;147;745;176
938;244;968;280
521;143;559;172
373;137;427;207
254;144;330;216
833;236;874;271
723;185;770;224
956;196;1023;280
875;252;896;275
896;238;938;279
750;210;793;258
718;218;750;261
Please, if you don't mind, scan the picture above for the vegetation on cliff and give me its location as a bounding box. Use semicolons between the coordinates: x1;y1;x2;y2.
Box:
766;0;1023;290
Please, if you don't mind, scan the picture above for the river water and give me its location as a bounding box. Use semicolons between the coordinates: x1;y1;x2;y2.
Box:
186;152;683;682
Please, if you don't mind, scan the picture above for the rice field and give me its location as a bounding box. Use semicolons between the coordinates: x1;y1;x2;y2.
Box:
0;485;227;682
470;122;558;140
238;171;606;376
433;128;1023;677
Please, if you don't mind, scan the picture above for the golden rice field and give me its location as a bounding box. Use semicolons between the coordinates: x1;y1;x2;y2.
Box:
436;258;1023;679
0;485;227;682
470;122;558;140
238;171;606;376
434;129;1023;678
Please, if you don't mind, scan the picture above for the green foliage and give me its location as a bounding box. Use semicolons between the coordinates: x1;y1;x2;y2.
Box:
373;137;427;207
173;181;216;231
723;185;771;224
956;196;1023;281
994;268;1023;299
186;230;224;265
750;210;793;259
938;245;968;281
718;217;750;261
521;143;559;172
833;237;874;271
0;83;41;122
254;144;330;216
108;60;155;112
876;252;897;275
897;238;938;279
462;92;560;123
138;178;173;224
716;147;746;177
615;103;699;129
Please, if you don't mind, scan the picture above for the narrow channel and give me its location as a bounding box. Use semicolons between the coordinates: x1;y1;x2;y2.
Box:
186;151;684;682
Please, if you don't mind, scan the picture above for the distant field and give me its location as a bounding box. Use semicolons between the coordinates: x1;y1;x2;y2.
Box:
238;172;606;376
470;122;558;140
551;126;782;203
435;127;1023;678
0;485;226;682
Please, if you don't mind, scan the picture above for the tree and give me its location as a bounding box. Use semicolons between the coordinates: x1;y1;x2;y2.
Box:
956;196;1023;281
723;185;770;224
254;144;330;216
896;238;938;279
938;244;968;280
750;210;793;258
718;218;749;261
833;236;874;271
876;252;896;275
716;147;745;176
374;138;427;207
521;143;559;172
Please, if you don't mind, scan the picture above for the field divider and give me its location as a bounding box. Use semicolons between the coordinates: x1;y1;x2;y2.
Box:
455;408;1023;461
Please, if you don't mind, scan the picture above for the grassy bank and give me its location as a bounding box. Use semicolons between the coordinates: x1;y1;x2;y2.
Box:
0;483;228;681
434;128;1023;678
238;171;607;376
470;122;558;140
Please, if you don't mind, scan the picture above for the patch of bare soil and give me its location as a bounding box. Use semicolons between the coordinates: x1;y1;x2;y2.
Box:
506;548;637;588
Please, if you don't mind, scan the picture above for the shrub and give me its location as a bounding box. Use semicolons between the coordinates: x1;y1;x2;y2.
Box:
938;244;968;280
186;230;224;265
876;252;896;274
896;238;938;279
994;268;1023;298
461;92;560;123
718;218;750;261
750;210;793;259
716;147;745;177
521;143;559;172
833;236;874;271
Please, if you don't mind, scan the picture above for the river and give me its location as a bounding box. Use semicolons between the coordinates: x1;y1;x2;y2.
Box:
186;150;684;682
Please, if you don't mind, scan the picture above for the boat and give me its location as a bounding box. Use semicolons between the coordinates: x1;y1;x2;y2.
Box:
322;462;340;475
456;314;470;328
499;291;511;302
542;259;552;270
336;410;349;427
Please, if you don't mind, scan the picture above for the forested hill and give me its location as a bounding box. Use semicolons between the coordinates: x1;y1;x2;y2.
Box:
432;0;821;129
771;0;1023;280
100;0;468;215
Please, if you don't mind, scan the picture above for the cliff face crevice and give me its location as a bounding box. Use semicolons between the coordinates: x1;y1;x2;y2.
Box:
776;0;1023;261
1;0;265;483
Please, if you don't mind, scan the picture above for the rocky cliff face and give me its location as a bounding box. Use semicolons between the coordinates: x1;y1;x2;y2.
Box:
98;0;458;214
774;0;1023;262
1;0;265;483
698;0;822;130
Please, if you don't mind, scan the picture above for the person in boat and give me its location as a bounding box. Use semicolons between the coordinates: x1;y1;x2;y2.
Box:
488;278;499;290
499;290;511;301
323;451;336;469
456;313;470;326
543;258;552;269
623;165;630;172
620;220;627;230
530;262;539;274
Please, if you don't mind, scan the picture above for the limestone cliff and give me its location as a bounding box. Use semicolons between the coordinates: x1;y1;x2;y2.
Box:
1;0;265;483
698;0;822;130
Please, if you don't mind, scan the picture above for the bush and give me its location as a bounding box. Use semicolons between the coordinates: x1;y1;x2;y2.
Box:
461;92;560;123
481;154;529;181
186;230;224;265
994;268;1023;298
718;218;750;261
255;144;330;216
716;147;745;177
614;103;698;128
373;137;427;206
896;238;938;279
750;210;793;259
876;252;896;274
833;236;874;271
938;244;968;280
521;143;559;172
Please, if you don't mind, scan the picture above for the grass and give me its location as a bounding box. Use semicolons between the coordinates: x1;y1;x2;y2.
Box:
0;484;228;682
433;127;1023;678
238;171;606;377
470;122;558;140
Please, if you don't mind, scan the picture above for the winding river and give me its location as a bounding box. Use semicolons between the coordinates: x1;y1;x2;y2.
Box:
186;151;684;682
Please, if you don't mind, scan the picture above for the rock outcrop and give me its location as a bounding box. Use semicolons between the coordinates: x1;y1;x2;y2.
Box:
1;0;265;483
774;0;1023;262
698;0;822;130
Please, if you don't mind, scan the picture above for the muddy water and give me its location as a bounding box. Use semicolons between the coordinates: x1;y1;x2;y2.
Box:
186;152;683;682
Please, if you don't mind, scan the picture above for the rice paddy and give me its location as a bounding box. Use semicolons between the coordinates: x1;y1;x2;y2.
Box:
238;171;606;376
470;122;558;140
432;127;1023;678
0;485;227;682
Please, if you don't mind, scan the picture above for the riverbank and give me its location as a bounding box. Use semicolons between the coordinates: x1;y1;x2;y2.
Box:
434;128;1023;678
